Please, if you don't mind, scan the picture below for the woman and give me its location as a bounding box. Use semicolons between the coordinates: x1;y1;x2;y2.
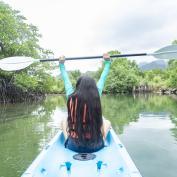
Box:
59;54;111;153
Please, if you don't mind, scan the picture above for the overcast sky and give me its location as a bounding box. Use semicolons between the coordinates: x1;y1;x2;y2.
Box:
3;0;177;72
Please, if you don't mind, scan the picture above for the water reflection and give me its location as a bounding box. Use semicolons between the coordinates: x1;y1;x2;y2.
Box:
101;94;177;139
0;95;66;177
101;94;177;177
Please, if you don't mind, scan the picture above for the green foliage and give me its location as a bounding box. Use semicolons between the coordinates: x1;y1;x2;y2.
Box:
0;1;60;100
165;40;177;88
69;70;81;87
14;72;38;91
142;69;168;89
96;51;141;93
140;41;177;90
0;1;40;58
166;60;177;87
70;70;81;80
95;44;177;93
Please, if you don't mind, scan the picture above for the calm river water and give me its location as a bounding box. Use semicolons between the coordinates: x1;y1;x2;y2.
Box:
0;94;177;177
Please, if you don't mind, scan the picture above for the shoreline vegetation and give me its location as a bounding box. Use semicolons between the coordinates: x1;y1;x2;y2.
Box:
0;1;177;103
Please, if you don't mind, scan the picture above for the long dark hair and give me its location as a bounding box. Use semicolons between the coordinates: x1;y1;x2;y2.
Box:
67;76;103;147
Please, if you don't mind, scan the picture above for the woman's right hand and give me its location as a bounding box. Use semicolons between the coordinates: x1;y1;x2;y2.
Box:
59;55;65;64
103;53;111;61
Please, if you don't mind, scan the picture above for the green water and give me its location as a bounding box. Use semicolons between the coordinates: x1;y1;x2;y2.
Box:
0;94;177;177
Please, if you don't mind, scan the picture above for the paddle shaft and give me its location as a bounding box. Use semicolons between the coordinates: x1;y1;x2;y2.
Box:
40;53;147;62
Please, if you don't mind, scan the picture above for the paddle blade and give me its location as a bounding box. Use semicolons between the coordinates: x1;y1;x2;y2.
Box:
152;45;177;59
0;56;37;71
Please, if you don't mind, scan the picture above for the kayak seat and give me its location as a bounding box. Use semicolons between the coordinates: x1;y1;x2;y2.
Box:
73;153;96;161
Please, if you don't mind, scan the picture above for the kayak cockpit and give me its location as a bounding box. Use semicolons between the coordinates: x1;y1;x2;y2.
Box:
21;129;142;177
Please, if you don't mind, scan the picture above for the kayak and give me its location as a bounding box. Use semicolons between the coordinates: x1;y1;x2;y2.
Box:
21;128;142;177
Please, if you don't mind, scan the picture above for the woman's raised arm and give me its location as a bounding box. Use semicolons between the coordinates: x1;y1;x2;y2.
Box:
97;53;111;97
59;56;74;99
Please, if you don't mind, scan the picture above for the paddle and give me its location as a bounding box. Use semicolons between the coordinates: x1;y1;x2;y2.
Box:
0;44;177;71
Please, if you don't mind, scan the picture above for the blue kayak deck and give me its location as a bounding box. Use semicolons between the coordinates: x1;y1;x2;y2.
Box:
21;129;142;177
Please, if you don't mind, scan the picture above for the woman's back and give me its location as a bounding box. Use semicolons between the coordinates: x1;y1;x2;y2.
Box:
66;77;103;151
